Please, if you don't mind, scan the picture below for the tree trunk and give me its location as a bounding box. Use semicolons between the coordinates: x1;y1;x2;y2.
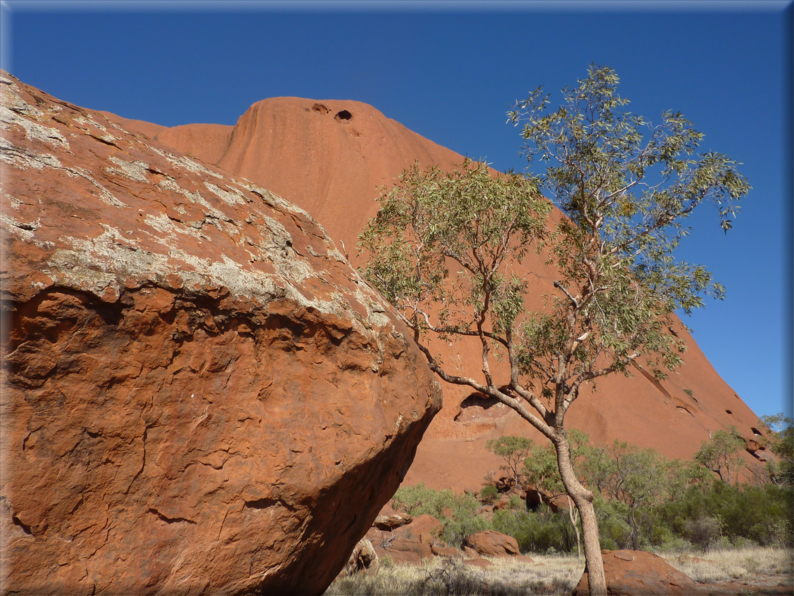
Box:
567;495;582;560
630;506;639;551
555;433;606;596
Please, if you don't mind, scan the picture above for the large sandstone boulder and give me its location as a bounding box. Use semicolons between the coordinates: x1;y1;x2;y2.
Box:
0;73;441;595
573;550;699;596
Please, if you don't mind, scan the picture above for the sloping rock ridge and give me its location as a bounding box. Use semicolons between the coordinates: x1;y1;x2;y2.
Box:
110;94;769;493
0;72;441;595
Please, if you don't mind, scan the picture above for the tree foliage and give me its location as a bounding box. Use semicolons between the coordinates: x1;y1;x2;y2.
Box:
760;414;794;485
694;426;746;484
486;435;534;492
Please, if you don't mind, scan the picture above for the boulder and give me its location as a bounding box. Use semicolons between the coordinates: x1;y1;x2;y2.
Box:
341;538;378;577
373;502;413;530
366;513;443;565
431;543;462;558
371;534;433;566
573;550;700;596
0;72;441;595
462;546;481;559
396;513;443;544
462;530;520;557
493;494;512;510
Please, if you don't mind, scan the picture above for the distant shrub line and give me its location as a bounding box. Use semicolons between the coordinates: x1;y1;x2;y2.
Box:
392;421;793;555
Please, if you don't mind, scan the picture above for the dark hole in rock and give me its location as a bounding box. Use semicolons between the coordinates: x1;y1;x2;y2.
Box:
726;409;733;415
335;110;352;122
454;393;507;423
751;427;762;436
312;103;330;114
12;515;32;535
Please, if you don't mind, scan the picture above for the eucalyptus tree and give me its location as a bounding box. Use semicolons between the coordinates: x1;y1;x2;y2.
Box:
486;435;534;493
605;442;669;550
359;65;749;595
694;426;747;484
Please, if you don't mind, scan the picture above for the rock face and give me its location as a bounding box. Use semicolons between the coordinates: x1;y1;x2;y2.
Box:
573;550;699;596
0;73;441;595
106;94;769;494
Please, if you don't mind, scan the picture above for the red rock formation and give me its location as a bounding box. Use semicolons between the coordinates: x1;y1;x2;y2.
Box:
573;550;699;596
462;530;521;558
0;73;441;595
105;95;766;493
366;512;443;565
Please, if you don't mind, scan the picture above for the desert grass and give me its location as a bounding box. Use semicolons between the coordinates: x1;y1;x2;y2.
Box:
325;547;793;595
324;554;584;596
660;546;793;586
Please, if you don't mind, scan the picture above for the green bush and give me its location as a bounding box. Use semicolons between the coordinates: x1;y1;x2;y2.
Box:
480;485;499;503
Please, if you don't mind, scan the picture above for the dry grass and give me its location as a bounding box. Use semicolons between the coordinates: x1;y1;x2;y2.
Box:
324;554;584;596
660;546;793;586
325;547;793;595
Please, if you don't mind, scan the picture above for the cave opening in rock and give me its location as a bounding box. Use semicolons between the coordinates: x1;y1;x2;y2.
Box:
335;110;352;122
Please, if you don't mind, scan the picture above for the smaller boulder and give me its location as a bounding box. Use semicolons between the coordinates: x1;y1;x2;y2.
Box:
462;546;481;559
493;495;511;510
462;530;520;557
431;542;462;558
341;538;379;577
397;514;443;544
374;536;432;566
373;503;413;530
573;550;699;596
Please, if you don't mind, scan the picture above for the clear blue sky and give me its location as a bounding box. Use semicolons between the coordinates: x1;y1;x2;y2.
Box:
4;1;791;420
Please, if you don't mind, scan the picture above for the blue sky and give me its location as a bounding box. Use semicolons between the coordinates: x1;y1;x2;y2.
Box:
4;1;791;420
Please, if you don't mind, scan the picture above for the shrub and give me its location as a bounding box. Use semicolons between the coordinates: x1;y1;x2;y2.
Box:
480;485;499;503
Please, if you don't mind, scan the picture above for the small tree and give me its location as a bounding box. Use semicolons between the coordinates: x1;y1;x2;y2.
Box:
694;426;746;484
760;414;794;485
604;442;669;550
360;65;748;595
486;435;534;493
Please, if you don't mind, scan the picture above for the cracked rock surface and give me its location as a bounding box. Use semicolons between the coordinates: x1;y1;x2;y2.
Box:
0;72;441;596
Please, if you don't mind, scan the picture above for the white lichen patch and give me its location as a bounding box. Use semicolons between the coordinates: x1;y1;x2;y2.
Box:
0;105;70;151
5;195;24;210
0;137;62;170
142;212;202;241
205;182;247;206
157;177;227;222
65;165;126;208
107;157;150;182
0;85;43;119
74;114;114;137
0;213;40;241
148;145;222;179
246;183;312;219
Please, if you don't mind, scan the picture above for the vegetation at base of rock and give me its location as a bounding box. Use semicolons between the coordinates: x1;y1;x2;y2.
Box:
393;425;793;557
